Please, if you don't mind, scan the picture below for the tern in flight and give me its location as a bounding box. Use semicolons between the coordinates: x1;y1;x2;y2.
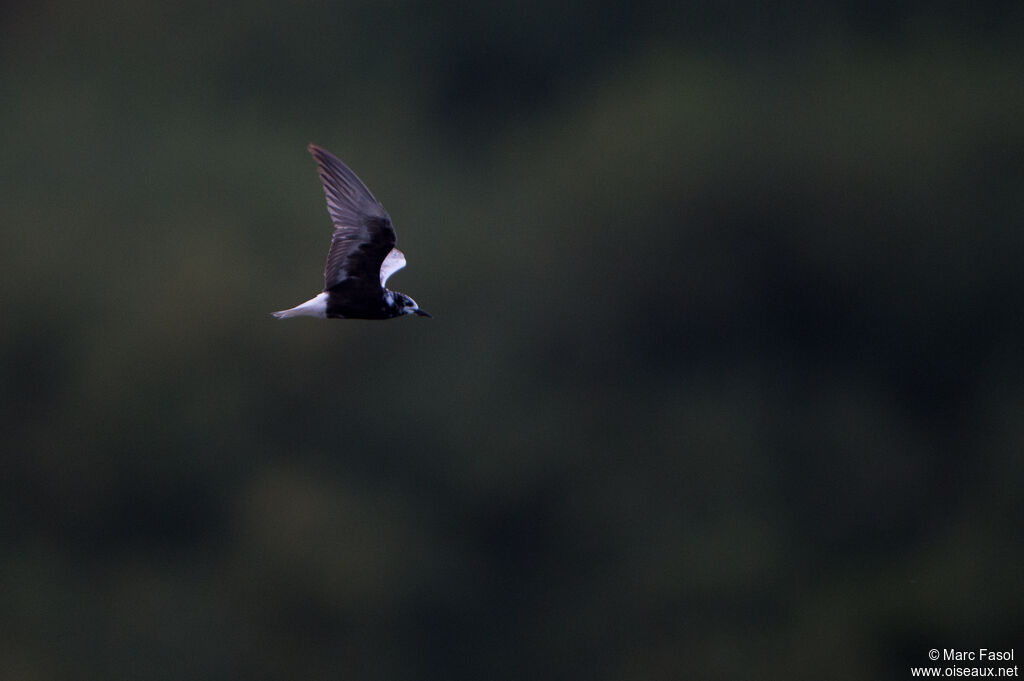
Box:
273;144;431;320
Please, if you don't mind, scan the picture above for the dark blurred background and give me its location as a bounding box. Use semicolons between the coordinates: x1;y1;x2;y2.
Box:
2;1;1022;679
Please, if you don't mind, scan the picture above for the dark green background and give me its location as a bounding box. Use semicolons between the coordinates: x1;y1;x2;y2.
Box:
2;2;1022;679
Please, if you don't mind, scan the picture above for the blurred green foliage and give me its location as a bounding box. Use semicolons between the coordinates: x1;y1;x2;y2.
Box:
1;1;1022;679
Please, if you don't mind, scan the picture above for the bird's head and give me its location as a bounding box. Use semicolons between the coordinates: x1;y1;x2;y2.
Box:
394;292;432;318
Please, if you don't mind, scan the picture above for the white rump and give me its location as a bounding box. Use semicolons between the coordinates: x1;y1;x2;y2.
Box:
272;292;329;319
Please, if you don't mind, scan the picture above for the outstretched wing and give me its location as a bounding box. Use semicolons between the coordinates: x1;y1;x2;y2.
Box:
308;144;397;292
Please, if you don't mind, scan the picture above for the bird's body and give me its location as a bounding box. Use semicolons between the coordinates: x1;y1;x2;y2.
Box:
273;144;430;320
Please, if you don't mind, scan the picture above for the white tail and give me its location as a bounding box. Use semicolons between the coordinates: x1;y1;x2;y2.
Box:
272;292;329;319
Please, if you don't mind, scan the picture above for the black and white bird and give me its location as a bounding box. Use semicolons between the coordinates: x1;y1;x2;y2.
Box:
273;144;431;320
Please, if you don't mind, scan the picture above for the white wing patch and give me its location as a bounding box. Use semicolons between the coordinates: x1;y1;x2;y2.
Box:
379;248;407;287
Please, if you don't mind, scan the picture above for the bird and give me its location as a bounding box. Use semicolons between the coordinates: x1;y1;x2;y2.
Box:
273;144;431;320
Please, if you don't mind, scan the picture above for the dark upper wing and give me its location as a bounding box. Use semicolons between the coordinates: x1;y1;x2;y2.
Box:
308;144;397;292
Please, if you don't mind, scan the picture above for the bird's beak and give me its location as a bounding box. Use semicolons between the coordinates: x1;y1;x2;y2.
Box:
414;309;432;318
